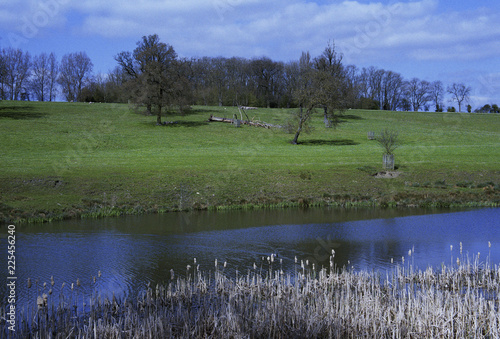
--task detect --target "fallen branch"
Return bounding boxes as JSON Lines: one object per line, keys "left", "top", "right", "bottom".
{"left": 208, "top": 115, "right": 282, "bottom": 129}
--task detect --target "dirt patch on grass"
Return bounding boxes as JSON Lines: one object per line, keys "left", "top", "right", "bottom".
{"left": 373, "top": 171, "right": 401, "bottom": 179}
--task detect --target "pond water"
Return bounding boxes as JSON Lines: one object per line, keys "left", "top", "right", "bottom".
{"left": 1, "top": 207, "right": 499, "bottom": 310}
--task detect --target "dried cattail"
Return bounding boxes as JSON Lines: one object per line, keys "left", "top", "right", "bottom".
{"left": 50, "top": 276, "right": 55, "bottom": 287}
{"left": 43, "top": 282, "right": 47, "bottom": 289}
{"left": 98, "top": 270, "right": 102, "bottom": 278}
{"left": 187, "top": 265, "right": 191, "bottom": 271}
{"left": 61, "top": 282, "right": 66, "bottom": 290}
{"left": 488, "top": 241, "right": 491, "bottom": 248}
{"left": 48, "top": 289, "right": 52, "bottom": 295}
{"left": 402, "top": 257, "right": 405, "bottom": 264}
{"left": 76, "top": 278, "right": 81, "bottom": 287}
{"left": 37, "top": 296, "right": 44, "bottom": 309}
{"left": 223, "top": 261, "right": 227, "bottom": 268}
{"left": 460, "top": 242, "right": 463, "bottom": 254}
{"left": 71, "top": 283, "right": 74, "bottom": 291}
{"left": 194, "top": 258, "right": 197, "bottom": 264}
{"left": 457, "top": 258, "right": 460, "bottom": 265}
{"left": 93, "top": 276, "right": 96, "bottom": 284}
{"left": 294, "top": 256, "right": 298, "bottom": 263}
{"left": 450, "top": 245, "right": 453, "bottom": 252}
{"left": 391, "top": 258, "right": 394, "bottom": 264}
{"left": 27, "top": 278, "right": 32, "bottom": 289}
{"left": 215, "top": 259, "right": 218, "bottom": 267}
{"left": 408, "top": 249, "right": 412, "bottom": 256}
{"left": 253, "top": 263, "right": 257, "bottom": 270}
{"left": 170, "top": 269, "right": 174, "bottom": 280}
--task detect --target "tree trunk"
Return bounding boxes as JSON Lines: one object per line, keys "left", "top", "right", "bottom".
{"left": 323, "top": 106, "right": 331, "bottom": 127}
{"left": 292, "top": 118, "right": 304, "bottom": 144}
{"left": 157, "top": 105, "right": 162, "bottom": 125}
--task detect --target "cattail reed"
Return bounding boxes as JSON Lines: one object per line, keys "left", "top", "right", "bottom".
{"left": 5, "top": 251, "right": 500, "bottom": 338}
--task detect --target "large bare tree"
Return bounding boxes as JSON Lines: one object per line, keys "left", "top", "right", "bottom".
{"left": 430, "top": 81, "right": 444, "bottom": 112}
{"left": 30, "top": 52, "right": 58, "bottom": 101}
{"left": 58, "top": 52, "right": 93, "bottom": 102}
{"left": 0, "top": 51, "right": 6, "bottom": 100}
{"left": 447, "top": 83, "right": 471, "bottom": 112}
{"left": 405, "top": 78, "right": 431, "bottom": 111}
{"left": 47, "top": 53, "right": 58, "bottom": 101}
{"left": 1, "top": 48, "right": 31, "bottom": 100}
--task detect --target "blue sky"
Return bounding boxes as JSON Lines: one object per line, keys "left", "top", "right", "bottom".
{"left": 1, "top": 0, "right": 500, "bottom": 107}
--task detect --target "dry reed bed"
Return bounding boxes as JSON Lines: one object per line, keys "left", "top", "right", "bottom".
{"left": 2, "top": 252, "right": 500, "bottom": 338}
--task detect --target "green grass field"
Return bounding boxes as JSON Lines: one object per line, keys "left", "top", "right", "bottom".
{"left": 1, "top": 101, "right": 499, "bottom": 223}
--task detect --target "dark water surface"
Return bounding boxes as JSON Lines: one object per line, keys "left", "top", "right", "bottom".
{"left": 1, "top": 207, "right": 499, "bottom": 309}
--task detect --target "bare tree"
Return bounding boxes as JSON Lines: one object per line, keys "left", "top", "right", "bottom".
{"left": 377, "top": 129, "right": 399, "bottom": 170}
{"left": 2, "top": 48, "right": 31, "bottom": 100}
{"left": 30, "top": 52, "right": 55, "bottom": 101}
{"left": 290, "top": 51, "right": 314, "bottom": 144}
{"left": 47, "top": 53, "right": 58, "bottom": 101}
{"left": 283, "top": 61, "right": 300, "bottom": 108}
{"left": 430, "top": 81, "right": 444, "bottom": 112}
{"left": 447, "top": 83, "right": 471, "bottom": 112}
{"left": 405, "top": 78, "right": 431, "bottom": 111}
{"left": 381, "top": 71, "right": 404, "bottom": 111}
{"left": 58, "top": 52, "right": 93, "bottom": 102}
{"left": 211, "top": 57, "right": 229, "bottom": 107}
{"left": 0, "top": 51, "right": 6, "bottom": 100}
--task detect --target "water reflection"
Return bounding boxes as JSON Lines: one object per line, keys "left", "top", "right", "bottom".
{"left": 1, "top": 207, "right": 499, "bottom": 310}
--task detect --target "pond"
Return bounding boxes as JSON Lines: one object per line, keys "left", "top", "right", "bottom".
{"left": 1, "top": 207, "right": 499, "bottom": 310}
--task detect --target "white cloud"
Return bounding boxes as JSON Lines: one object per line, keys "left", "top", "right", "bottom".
{"left": 4, "top": 0, "right": 500, "bottom": 74}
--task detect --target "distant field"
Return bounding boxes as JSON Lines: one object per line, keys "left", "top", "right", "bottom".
{"left": 1, "top": 101, "right": 499, "bottom": 223}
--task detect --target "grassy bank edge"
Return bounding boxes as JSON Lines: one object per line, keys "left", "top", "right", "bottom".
{"left": 2, "top": 190, "right": 498, "bottom": 224}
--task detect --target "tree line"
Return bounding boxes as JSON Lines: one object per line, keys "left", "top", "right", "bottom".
{"left": 1, "top": 35, "right": 498, "bottom": 116}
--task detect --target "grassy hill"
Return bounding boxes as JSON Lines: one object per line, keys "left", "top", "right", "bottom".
{"left": 1, "top": 101, "right": 499, "bottom": 223}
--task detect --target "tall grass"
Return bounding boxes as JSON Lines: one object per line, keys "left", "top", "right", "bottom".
{"left": 3, "top": 251, "right": 500, "bottom": 338}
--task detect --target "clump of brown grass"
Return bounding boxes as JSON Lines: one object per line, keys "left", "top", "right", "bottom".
{"left": 3, "top": 251, "right": 500, "bottom": 338}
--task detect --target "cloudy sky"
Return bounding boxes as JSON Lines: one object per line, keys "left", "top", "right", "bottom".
{"left": 1, "top": 0, "right": 500, "bottom": 106}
